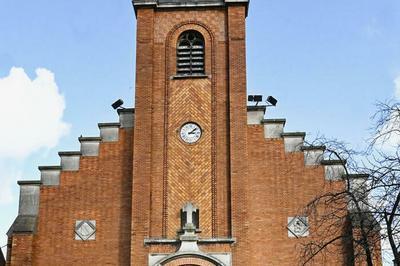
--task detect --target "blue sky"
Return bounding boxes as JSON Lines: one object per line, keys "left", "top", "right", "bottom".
{"left": 0, "top": 0, "right": 399, "bottom": 263}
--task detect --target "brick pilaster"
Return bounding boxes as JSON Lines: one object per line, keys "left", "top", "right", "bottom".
{"left": 131, "top": 7, "right": 154, "bottom": 266}
{"left": 227, "top": 5, "right": 250, "bottom": 265}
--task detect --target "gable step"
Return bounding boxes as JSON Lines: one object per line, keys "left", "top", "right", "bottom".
{"left": 281, "top": 132, "right": 306, "bottom": 152}
{"left": 247, "top": 105, "right": 266, "bottom": 125}
{"left": 59, "top": 151, "right": 81, "bottom": 171}
{"left": 7, "top": 181, "right": 41, "bottom": 236}
{"left": 16, "top": 180, "right": 41, "bottom": 215}
{"left": 262, "top": 119, "right": 286, "bottom": 138}
{"left": 347, "top": 174, "right": 370, "bottom": 211}
{"left": 321, "top": 160, "right": 347, "bottom": 181}
{"left": 301, "top": 145, "right": 326, "bottom": 166}
{"left": 38, "top": 166, "right": 62, "bottom": 186}
{"left": 98, "top": 123, "right": 120, "bottom": 142}
{"left": 118, "top": 108, "right": 135, "bottom": 128}
{"left": 79, "top": 136, "right": 101, "bottom": 156}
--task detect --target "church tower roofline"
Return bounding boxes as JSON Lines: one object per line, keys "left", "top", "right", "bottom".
{"left": 132, "top": 0, "right": 250, "bottom": 16}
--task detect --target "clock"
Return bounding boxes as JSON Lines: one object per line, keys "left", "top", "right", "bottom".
{"left": 180, "top": 122, "right": 202, "bottom": 144}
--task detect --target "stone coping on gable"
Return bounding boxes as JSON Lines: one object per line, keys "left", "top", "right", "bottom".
{"left": 58, "top": 151, "right": 82, "bottom": 156}
{"left": 262, "top": 118, "right": 286, "bottom": 125}
{"left": 346, "top": 174, "right": 370, "bottom": 179}
{"left": 281, "top": 132, "right": 306, "bottom": 137}
{"left": 78, "top": 136, "right": 102, "bottom": 142}
{"left": 117, "top": 108, "right": 135, "bottom": 114}
{"left": 321, "top": 159, "right": 347, "bottom": 165}
{"left": 300, "top": 145, "right": 326, "bottom": 151}
{"left": 247, "top": 105, "right": 266, "bottom": 113}
{"left": 38, "top": 166, "right": 62, "bottom": 171}
{"left": 98, "top": 122, "right": 121, "bottom": 128}
{"left": 17, "top": 180, "right": 42, "bottom": 186}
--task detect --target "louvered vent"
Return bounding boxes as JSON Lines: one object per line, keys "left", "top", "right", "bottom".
{"left": 177, "top": 31, "right": 205, "bottom": 76}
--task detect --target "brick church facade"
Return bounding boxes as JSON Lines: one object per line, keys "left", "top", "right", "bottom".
{"left": 6, "top": 1, "right": 381, "bottom": 265}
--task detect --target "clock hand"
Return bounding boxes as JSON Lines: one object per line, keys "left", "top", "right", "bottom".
{"left": 188, "top": 128, "right": 197, "bottom": 134}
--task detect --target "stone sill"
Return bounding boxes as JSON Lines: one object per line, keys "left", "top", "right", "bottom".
{"left": 171, "top": 74, "right": 210, "bottom": 80}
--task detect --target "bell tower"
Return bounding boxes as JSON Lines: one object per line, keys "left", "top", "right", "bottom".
{"left": 131, "top": 0, "right": 250, "bottom": 265}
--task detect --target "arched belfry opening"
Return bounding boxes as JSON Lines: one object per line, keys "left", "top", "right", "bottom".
{"left": 177, "top": 30, "right": 205, "bottom": 76}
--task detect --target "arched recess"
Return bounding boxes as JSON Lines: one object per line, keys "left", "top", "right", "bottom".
{"left": 162, "top": 21, "right": 218, "bottom": 238}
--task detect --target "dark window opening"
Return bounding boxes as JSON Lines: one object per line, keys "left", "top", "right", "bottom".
{"left": 177, "top": 30, "right": 205, "bottom": 76}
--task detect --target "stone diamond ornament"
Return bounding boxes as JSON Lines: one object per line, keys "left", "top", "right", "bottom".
{"left": 287, "top": 216, "right": 309, "bottom": 238}
{"left": 75, "top": 220, "right": 96, "bottom": 241}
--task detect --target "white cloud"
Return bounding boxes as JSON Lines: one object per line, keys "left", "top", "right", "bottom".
{"left": 0, "top": 67, "right": 70, "bottom": 159}
{"left": 395, "top": 75, "right": 400, "bottom": 100}
{"left": 0, "top": 67, "right": 70, "bottom": 205}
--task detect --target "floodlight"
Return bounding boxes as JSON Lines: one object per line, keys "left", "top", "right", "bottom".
{"left": 254, "top": 95, "right": 263, "bottom": 102}
{"left": 248, "top": 95, "right": 263, "bottom": 106}
{"left": 112, "top": 99, "right": 124, "bottom": 110}
{"left": 266, "top": 96, "right": 278, "bottom": 106}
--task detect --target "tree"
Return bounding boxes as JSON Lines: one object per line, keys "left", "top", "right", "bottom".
{"left": 367, "top": 101, "right": 400, "bottom": 264}
{"left": 298, "top": 140, "right": 380, "bottom": 266}
{"left": 298, "top": 101, "right": 400, "bottom": 265}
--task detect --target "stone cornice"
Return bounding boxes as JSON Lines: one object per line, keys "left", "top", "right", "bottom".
{"left": 132, "top": 0, "right": 249, "bottom": 16}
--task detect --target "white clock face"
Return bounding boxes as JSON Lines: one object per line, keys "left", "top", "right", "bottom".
{"left": 180, "top": 123, "right": 202, "bottom": 144}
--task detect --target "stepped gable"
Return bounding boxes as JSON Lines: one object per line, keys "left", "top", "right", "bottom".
{"left": 7, "top": 109, "right": 135, "bottom": 265}
{"left": 247, "top": 105, "right": 350, "bottom": 179}
{"left": 247, "top": 105, "right": 374, "bottom": 220}
{"left": 7, "top": 103, "right": 375, "bottom": 265}
{"left": 245, "top": 106, "right": 377, "bottom": 265}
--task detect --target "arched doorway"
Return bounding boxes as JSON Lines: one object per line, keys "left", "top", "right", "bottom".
{"left": 155, "top": 253, "right": 225, "bottom": 266}
{"left": 163, "top": 257, "right": 217, "bottom": 266}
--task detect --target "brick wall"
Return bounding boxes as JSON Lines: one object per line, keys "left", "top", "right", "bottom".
{"left": 353, "top": 227, "right": 382, "bottom": 266}
{"left": 244, "top": 125, "right": 351, "bottom": 265}
{"left": 166, "top": 78, "right": 213, "bottom": 238}
{"left": 8, "top": 235, "right": 33, "bottom": 266}
{"left": 28, "top": 129, "right": 133, "bottom": 265}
